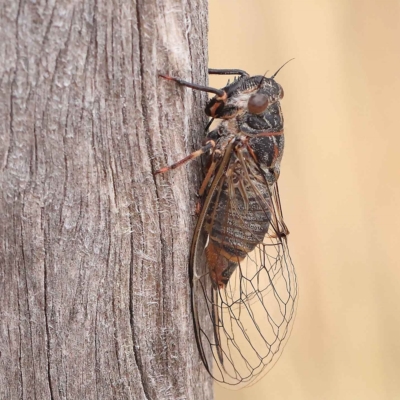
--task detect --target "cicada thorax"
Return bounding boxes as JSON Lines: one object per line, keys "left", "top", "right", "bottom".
{"left": 242, "top": 101, "right": 285, "bottom": 182}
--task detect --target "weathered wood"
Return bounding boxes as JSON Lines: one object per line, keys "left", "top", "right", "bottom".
{"left": 0, "top": 0, "right": 212, "bottom": 399}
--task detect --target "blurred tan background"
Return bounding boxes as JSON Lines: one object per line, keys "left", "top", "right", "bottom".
{"left": 209, "top": 1, "right": 400, "bottom": 399}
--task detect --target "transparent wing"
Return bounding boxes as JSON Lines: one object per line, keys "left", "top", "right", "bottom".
{"left": 190, "top": 156, "right": 298, "bottom": 390}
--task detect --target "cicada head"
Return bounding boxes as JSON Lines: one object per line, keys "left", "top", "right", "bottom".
{"left": 205, "top": 75, "right": 284, "bottom": 119}
{"left": 247, "top": 77, "right": 284, "bottom": 115}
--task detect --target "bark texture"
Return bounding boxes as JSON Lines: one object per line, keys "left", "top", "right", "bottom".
{"left": 0, "top": 0, "right": 212, "bottom": 399}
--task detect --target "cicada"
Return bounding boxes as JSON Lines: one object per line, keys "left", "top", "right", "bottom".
{"left": 156, "top": 65, "right": 298, "bottom": 389}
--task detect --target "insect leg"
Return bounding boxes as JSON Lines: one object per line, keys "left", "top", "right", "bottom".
{"left": 155, "top": 140, "right": 216, "bottom": 175}
{"left": 208, "top": 68, "right": 249, "bottom": 77}
{"left": 159, "top": 74, "right": 225, "bottom": 97}
{"left": 204, "top": 118, "right": 214, "bottom": 133}
{"left": 198, "top": 151, "right": 221, "bottom": 196}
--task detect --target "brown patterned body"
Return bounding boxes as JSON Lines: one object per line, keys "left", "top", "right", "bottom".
{"left": 157, "top": 68, "right": 297, "bottom": 388}
{"left": 201, "top": 81, "right": 286, "bottom": 288}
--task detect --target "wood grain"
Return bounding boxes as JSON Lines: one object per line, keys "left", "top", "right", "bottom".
{"left": 0, "top": 1, "right": 212, "bottom": 398}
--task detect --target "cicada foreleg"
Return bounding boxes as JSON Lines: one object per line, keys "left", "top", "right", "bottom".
{"left": 159, "top": 74, "right": 225, "bottom": 98}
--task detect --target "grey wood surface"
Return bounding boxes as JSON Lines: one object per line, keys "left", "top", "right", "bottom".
{"left": 0, "top": 0, "right": 212, "bottom": 399}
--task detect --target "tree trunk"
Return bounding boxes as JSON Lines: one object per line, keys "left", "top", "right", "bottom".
{"left": 0, "top": 0, "right": 212, "bottom": 399}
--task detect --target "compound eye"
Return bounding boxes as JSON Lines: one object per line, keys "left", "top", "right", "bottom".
{"left": 248, "top": 93, "right": 269, "bottom": 114}
{"left": 278, "top": 84, "right": 284, "bottom": 99}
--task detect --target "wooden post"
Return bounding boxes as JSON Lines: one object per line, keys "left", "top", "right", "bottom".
{"left": 0, "top": 0, "right": 212, "bottom": 398}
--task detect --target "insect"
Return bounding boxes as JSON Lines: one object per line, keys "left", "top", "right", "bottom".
{"left": 156, "top": 64, "right": 298, "bottom": 389}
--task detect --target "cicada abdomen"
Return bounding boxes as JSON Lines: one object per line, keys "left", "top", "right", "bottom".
{"left": 204, "top": 146, "right": 275, "bottom": 289}
{"left": 156, "top": 65, "right": 297, "bottom": 389}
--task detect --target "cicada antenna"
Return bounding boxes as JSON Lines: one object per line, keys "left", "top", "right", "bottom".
{"left": 257, "top": 70, "right": 269, "bottom": 89}
{"left": 271, "top": 58, "right": 295, "bottom": 79}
